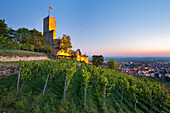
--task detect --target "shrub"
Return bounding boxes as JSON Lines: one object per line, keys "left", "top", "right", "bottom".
{"left": 46, "top": 46, "right": 53, "bottom": 55}
{"left": 107, "top": 59, "right": 116, "bottom": 69}
{"left": 29, "top": 44, "right": 35, "bottom": 51}
{"left": 39, "top": 46, "right": 46, "bottom": 52}
{"left": 21, "top": 43, "right": 34, "bottom": 51}
{"left": 34, "top": 47, "right": 38, "bottom": 52}
{"left": 0, "top": 35, "right": 19, "bottom": 49}
{"left": 92, "top": 55, "right": 104, "bottom": 66}
{"left": 21, "top": 43, "right": 28, "bottom": 50}
{"left": 0, "top": 36, "right": 8, "bottom": 49}
{"left": 13, "top": 41, "right": 19, "bottom": 49}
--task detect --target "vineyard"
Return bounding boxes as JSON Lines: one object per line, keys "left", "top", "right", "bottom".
{"left": 0, "top": 59, "right": 170, "bottom": 113}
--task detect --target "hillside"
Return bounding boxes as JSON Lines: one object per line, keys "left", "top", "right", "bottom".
{"left": 0, "top": 59, "right": 169, "bottom": 113}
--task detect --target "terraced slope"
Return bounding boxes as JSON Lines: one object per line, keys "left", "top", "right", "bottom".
{"left": 0, "top": 60, "right": 169, "bottom": 113}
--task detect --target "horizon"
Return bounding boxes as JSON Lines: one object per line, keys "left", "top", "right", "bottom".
{"left": 89, "top": 56, "right": 170, "bottom": 58}
{"left": 1, "top": 0, "right": 170, "bottom": 57}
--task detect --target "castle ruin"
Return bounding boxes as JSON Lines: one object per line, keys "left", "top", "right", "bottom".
{"left": 43, "top": 15, "right": 88, "bottom": 63}
{"left": 43, "top": 16, "right": 57, "bottom": 56}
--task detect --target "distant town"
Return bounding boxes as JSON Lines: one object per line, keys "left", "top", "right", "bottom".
{"left": 102, "top": 57, "right": 170, "bottom": 79}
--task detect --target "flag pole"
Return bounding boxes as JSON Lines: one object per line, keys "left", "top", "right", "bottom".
{"left": 48, "top": 7, "right": 50, "bottom": 16}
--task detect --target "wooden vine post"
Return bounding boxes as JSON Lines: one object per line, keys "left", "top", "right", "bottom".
{"left": 84, "top": 81, "right": 87, "bottom": 106}
{"left": 43, "top": 74, "right": 50, "bottom": 95}
{"left": 83, "top": 73, "right": 90, "bottom": 107}
{"left": 81, "top": 63, "right": 90, "bottom": 108}
{"left": 103, "top": 84, "right": 106, "bottom": 107}
{"left": 20, "top": 81, "right": 25, "bottom": 92}
{"left": 63, "top": 75, "right": 67, "bottom": 100}
{"left": 162, "top": 96, "right": 165, "bottom": 111}
{"left": 150, "top": 95, "right": 155, "bottom": 113}
{"left": 63, "top": 62, "right": 77, "bottom": 100}
{"left": 120, "top": 88, "right": 124, "bottom": 109}
{"left": 134, "top": 93, "right": 136, "bottom": 110}
{"left": 17, "top": 66, "right": 21, "bottom": 94}
{"left": 101, "top": 69, "right": 108, "bottom": 107}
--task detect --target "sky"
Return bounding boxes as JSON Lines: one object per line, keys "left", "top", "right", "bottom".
{"left": 1, "top": 0, "right": 170, "bottom": 57}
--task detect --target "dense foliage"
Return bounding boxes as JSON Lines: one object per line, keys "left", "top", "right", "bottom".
{"left": 0, "top": 19, "right": 48, "bottom": 53}
{"left": 0, "top": 36, "right": 19, "bottom": 49}
{"left": 107, "top": 59, "right": 117, "bottom": 69}
{"left": 92, "top": 55, "right": 104, "bottom": 66}
{"left": 55, "top": 34, "right": 73, "bottom": 58}
{"left": 0, "top": 59, "right": 169, "bottom": 112}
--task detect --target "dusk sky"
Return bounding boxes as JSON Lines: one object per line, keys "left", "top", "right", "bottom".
{"left": 1, "top": 0, "right": 170, "bottom": 57}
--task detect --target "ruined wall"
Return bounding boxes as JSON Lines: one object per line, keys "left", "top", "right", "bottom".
{"left": 0, "top": 65, "right": 18, "bottom": 79}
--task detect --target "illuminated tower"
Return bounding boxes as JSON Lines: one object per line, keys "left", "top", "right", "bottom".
{"left": 43, "top": 16, "right": 57, "bottom": 46}
{"left": 43, "top": 16, "right": 57, "bottom": 56}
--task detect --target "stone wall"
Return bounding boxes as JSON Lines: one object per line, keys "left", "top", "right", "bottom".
{"left": 0, "top": 65, "right": 18, "bottom": 79}
{"left": 0, "top": 55, "right": 50, "bottom": 79}
{"left": 0, "top": 56, "right": 49, "bottom": 62}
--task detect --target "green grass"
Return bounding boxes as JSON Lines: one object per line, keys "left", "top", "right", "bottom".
{"left": 0, "top": 49, "right": 44, "bottom": 55}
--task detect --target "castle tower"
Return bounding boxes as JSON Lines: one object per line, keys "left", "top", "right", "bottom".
{"left": 43, "top": 16, "right": 57, "bottom": 56}
{"left": 43, "top": 16, "right": 57, "bottom": 46}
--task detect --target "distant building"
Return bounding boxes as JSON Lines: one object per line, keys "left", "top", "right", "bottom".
{"left": 76, "top": 49, "right": 88, "bottom": 63}
{"left": 165, "top": 73, "right": 170, "bottom": 77}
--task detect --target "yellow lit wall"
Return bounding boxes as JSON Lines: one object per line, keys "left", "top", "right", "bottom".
{"left": 76, "top": 55, "right": 88, "bottom": 64}
{"left": 81, "top": 56, "right": 88, "bottom": 64}
{"left": 57, "top": 50, "right": 88, "bottom": 64}
{"left": 77, "top": 55, "right": 81, "bottom": 61}
{"left": 57, "top": 49, "right": 71, "bottom": 56}
{"left": 49, "top": 16, "right": 57, "bottom": 40}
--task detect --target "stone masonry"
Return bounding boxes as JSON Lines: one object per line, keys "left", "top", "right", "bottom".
{"left": 43, "top": 16, "right": 57, "bottom": 56}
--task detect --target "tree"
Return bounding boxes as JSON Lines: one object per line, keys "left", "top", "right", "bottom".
{"left": 92, "top": 55, "right": 104, "bottom": 66}
{"left": 55, "top": 34, "right": 72, "bottom": 58}
{"left": 107, "top": 59, "right": 116, "bottom": 69}
{"left": 14, "top": 28, "right": 30, "bottom": 43}
{"left": 0, "top": 35, "right": 19, "bottom": 49}
{"left": 57, "top": 34, "right": 72, "bottom": 52}
{"left": 39, "top": 46, "right": 46, "bottom": 52}
{"left": 21, "top": 43, "right": 34, "bottom": 51}
{"left": 46, "top": 46, "right": 53, "bottom": 56}
{"left": 0, "top": 19, "right": 16, "bottom": 40}
{"left": 0, "top": 36, "right": 8, "bottom": 49}
{"left": 8, "top": 28, "right": 16, "bottom": 41}
{"left": 30, "top": 28, "right": 45, "bottom": 51}
{"left": 61, "top": 34, "right": 72, "bottom": 50}
{"left": 0, "top": 19, "right": 8, "bottom": 37}
{"left": 154, "top": 73, "right": 159, "bottom": 79}
{"left": 116, "top": 62, "right": 122, "bottom": 71}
